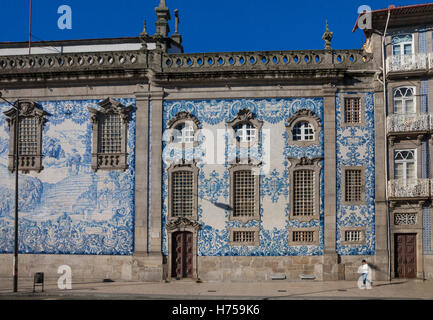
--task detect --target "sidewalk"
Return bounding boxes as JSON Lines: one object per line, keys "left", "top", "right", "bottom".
{"left": 0, "top": 278, "right": 432, "bottom": 300}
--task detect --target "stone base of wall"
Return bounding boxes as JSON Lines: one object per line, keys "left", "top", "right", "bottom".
{"left": 197, "top": 256, "right": 351, "bottom": 282}
{"left": 0, "top": 253, "right": 164, "bottom": 282}
{"left": 0, "top": 253, "right": 397, "bottom": 282}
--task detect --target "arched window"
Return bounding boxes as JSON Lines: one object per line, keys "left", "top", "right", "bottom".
{"left": 292, "top": 121, "right": 315, "bottom": 141}
{"left": 166, "top": 112, "right": 201, "bottom": 147}
{"left": 173, "top": 123, "right": 195, "bottom": 143}
{"left": 393, "top": 87, "right": 415, "bottom": 115}
{"left": 233, "top": 123, "right": 257, "bottom": 143}
{"left": 286, "top": 109, "right": 321, "bottom": 146}
{"left": 227, "top": 109, "right": 263, "bottom": 148}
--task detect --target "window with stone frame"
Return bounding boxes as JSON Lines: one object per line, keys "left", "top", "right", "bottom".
{"left": 168, "top": 162, "right": 199, "bottom": 220}
{"left": 288, "top": 157, "right": 321, "bottom": 222}
{"left": 293, "top": 170, "right": 315, "bottom": 217}
{"left": 229, "top": 228, "right": 260, "bottom": 246}
{"left": 229, "top": 164, "right": 260, "bottom": 222}
{"left": 4, "top": 100, "right": 47, "bottom": 173}
{"left": 227, "top": 109, "right": 263, "bottom": 148}
{"left": 340, "top": 227, "right": 366, "bottom": 245}
{"left": 393, "top": 87, "right": 416, "bottom": 115}
{"left": 288, "top": 227, "right": 319, "bottom": 246}
{"left": 88, "top": 98, "right": 132, "bottom": 171}
{"left": 286, "top": 109, "right": 321, "bottom": 147}
{"left": 166, "top": 111, "right": 201, "bottom": 148}
{"left": 344, "top": 97, "right": 361, "bottom": 124}
{"left": 345, "top": 169, "right": 362, "bottom": 202}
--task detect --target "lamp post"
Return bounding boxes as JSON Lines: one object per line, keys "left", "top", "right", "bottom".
{"left": 0, "top": 92, "right": 19, "bottom": 292}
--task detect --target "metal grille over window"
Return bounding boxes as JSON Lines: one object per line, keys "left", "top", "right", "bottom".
{"left": 344, "top": 230, "right": 362, "bottom": 242}
{"left": 292, "top": 231, "right": 314, "bottom": 243}
{"left": 345, "top": 169, "right": 362, "bottom": 202}
{"left": 344, "top": 98, "right": 361, "bottom": 124}
{"left": 395, "top": 213, "right": 417, "bottom": 225}
{"left": 293, "top": 121, "right": 315, "bottom": 141}
{"left": 233, "top": 231, "right": 255, "bottom": 243}
{"left": 293, "top": 170, "right": 315, "bottom": 216}
{"left": 98, "top": 113, "right": 122, "bottom": 154}
{"left": 171, "top": 171, "right": 194, "bottom": 217}
{"left": 233, "top": 170, "right": 255, "bottom": 217}
{"left": 18, "top": 117, "right": 38, "bottom": 155}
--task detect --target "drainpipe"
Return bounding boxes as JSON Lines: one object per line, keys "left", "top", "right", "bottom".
{"left": 382, "top": 9, "right": 392, "bottom": 282}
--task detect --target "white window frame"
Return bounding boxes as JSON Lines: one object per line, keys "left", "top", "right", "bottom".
{"left": 394, "top": 149, "right": 417, "bottom": 183}
{"left": 173, "top": 122, "right": 195, "bottom": 144}
{"left": 233, "top": 122, "right": 257, "bottom": 143}
{"left": 391, "top": 34, "right": 414, "bottom": 56}
{"left": 393, "top": 87, "right": 416, "bottom": 115}
{"left": 292, "top": 121, "right": 315, "bottom": 141}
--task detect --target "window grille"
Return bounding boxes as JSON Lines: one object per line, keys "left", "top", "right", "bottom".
{"left": 292, "top": 231, "right": 314, "bottom": 243}
{"left": 344, "top": 230, "right": 362, "bottom": 242}
{"left": 345, "top": 169, "right": 362, "bottom": 202}
{"left": 344, "top": 98, "right": 361, "bottom": 124}
{"left": 293, "top": 121, "right": 315, "bottom": 141}
{"left": 98, "top": 113, "right": 122, "bottom": 154}
{"left": 232, "top": 231, "right": 255, "bottom": 243}
{"left": 233, "top": 170, "right": 255, "bottom": 217}
{"left": 234, "top": 123, "right": 256, "bottom": 143}
{"left": 171, "top": 171, "right": 194, "bottom": 217}
{"left": 394, "top": 213, "right": 417, "bottom": 225}
{"left": 18, "top": 117, "right": 38, "bottom": 156}
{"left": 293, "top": 170, "right": 315, "bottom": 216}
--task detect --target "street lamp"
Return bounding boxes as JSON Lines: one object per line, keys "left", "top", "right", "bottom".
{"left": 0, "top": 92, "right": 19, "bottom": 293}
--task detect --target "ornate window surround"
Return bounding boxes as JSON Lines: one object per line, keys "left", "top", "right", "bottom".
{"left": 287, "top": 157, "right": 322, "bottom": 222}
{"left": 88, "top": 98, "right": 132, "bottom": 172}
{"left": 167, "top": 161, "right": 199, "bottom": 220}
{"left": 286, "top": 109, "right": 321, "bottom": 147}
{"left": 229, "top": 227, "right": 260, "bottom": 246}
{"left": 166, "top": 111, "right": 202, "bottom": 149}
{"left": 228, "top": 163, "right": 261, "bottom": 223}
{"left": 288, "top": 227, "right": 320, "bottom": 246}
{"left": 227, "top": 109, "right": 263, "bottom": 149}
{"left": 341, "top": 166, "right": 366, "bottom": 206}
{"left": 4, "top": 99, "right": 48, "bottom": 173}
{"left": 339, "top": 226, "right": 366, "bottom": 245}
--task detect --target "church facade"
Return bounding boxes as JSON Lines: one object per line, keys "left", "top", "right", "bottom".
{"left": 0, "top": 1, "right": 432, "bottom": 282}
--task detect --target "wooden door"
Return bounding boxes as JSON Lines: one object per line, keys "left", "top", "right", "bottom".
{"left": 172, "top": 232, "right": 194, "bottom": 279}
{"left": 395, "top": 234, "right": 417, "bottom": 278}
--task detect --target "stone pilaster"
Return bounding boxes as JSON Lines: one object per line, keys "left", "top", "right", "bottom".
{"left": 321, "top": 84, "right": 341, "bottom": 280}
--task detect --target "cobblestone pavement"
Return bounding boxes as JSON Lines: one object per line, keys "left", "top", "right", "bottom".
{"left": 0, "top": 278, "right": 432, "bottom": 300}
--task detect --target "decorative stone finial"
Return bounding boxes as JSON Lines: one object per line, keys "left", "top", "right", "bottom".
{"left": 322, "top": 20, "right": 333, "bottom": 50}
{"left": 174, "top": 9, "right": 179, "bottom": 34}
{"left": 141, "top": 20, "right": 148, "bottom": 37}
{"left": 172, "top": 9, "right": 183, "bottom": 45}
{"left": 158, "top": 0, "right": 168, "bottom": 9}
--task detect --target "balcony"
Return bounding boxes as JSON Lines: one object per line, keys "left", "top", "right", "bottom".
{"left": 386, "top": 53, "right": 428, "bottom": 74}
{"left": 387, "top": 113, "right": 430, "bottom": 135}
{"left": 387, "top": 179, "right": 431, "bottom": 200}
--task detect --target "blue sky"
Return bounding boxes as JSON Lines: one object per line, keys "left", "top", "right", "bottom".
{"left": 1, "top": 0, "right": 432, "bottom": 52}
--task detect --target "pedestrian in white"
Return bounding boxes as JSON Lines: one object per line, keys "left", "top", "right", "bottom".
{"left": 357, "top": 259, "right": 372, "bottom": 289}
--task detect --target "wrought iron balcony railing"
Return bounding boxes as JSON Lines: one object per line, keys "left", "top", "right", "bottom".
{"left": 387, "top": 113, "right": 430, "bottom": 134}
{"left": 386, "top": 53, "right": 428, "bottom": 73}
{"left": 387, "top": 179, "right": 431, "bottom": 199}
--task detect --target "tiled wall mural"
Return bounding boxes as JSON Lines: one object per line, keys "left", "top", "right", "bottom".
{"left": 336, "top": 92, "right": 376, "bottom": 255}
{"left": 0, "top": 99, "right": 136, "bottom": 255}
{"left": 162, "top": 98, "right": 325, "bottom": 256}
